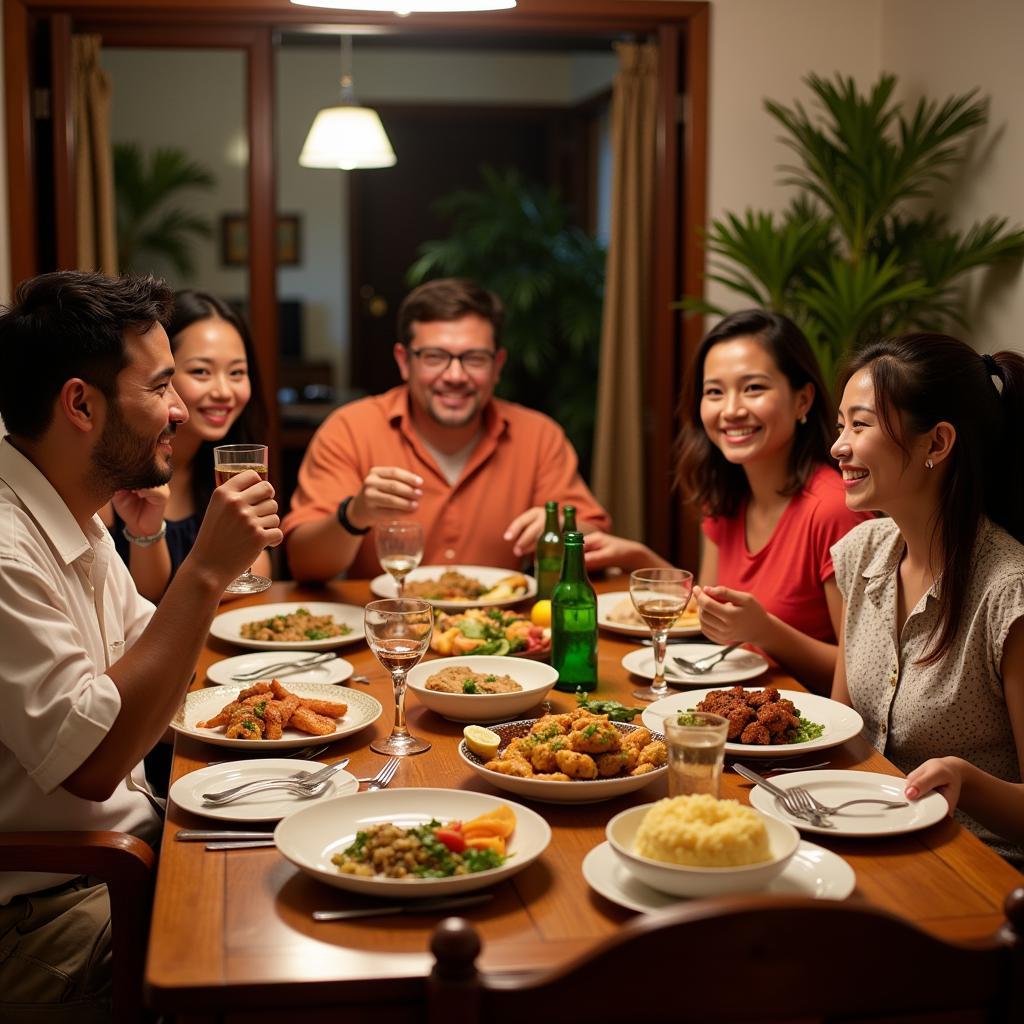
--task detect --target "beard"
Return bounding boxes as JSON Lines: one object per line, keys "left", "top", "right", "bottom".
{"left": 89, "top": 398, "right": 174, "bottom": 493}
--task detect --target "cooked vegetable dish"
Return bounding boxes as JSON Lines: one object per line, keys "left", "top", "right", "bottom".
{"left": 240, "top": 607, "right": 351, "bottom": 642}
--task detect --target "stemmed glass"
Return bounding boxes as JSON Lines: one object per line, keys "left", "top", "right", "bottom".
{"left": 629, "top": 567, "right": 694, "bottom": 702}
{"left": 365, "top": 598, "right": 433, "bottom": 755}
{"left": 375, "top": 520, "right": 424, "bottom": 598}
{"left": 213, "top": 443, "right": 272, "bottom": 595}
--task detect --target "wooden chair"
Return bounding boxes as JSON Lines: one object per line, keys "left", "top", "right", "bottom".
{"left": 429, "top": 888, "right": 1024, "bottom": 1023}
{"left": 0, "top": 830, "right": 156, "bottom": 1024}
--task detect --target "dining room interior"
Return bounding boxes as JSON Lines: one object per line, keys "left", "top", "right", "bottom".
{"left": 2, "top": 1, "right": 1024, "bottom": 1022}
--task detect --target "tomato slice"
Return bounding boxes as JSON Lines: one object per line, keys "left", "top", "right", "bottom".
{"left": 434, "top": 827, "right": 466, "bottom": 853}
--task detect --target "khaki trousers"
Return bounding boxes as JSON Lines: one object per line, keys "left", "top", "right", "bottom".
{"left": 0, "top": 878, "right": 112, "bottom": 1023}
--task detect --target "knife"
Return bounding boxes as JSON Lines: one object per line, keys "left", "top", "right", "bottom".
{"left": 312, "top": 892, "right": 493, "bottom": 922}
{"left": 733, "top": 763, "right": 832, "bottom": 826}
{"left": 177, "top": 829, "right": 274, "bottom": 841}
{"left": 206, "top": 840, "right": 277, "bottom": 850}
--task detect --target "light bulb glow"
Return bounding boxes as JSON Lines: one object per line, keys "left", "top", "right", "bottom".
{"left": 299, "top": 105, "right": 397, "bottom": 169}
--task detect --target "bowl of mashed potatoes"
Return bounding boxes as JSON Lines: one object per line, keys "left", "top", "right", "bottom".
{"left": 606, "top": 794, "right": 799, "bottom": 897}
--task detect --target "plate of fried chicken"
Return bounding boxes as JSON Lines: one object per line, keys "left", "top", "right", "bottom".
{"left": 172, "top": 680, "right": 383, "bottom": 749}
{"left": 641, "top": 685, "right": 864, "bottom": 758}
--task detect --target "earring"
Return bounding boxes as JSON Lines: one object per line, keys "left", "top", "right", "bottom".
{"left": 925, "top": 459, "right": 934, "bottom": 470}
{"left": 799, "top": 414, "right": 807, "bottom": 425}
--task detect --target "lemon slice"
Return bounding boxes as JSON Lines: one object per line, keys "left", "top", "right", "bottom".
{"left": 463, "top": 725, "right": 501, "bottom": 760}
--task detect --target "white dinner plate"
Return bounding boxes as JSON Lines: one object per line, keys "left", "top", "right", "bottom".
{"left": 582, "top": 839, "right": 855, "bottom": 912}
{"left": 623, "top": 643, "right": 769, "bottom": 685}
{"left": 209, "top": 602, "right": 366, "bottom": 651}
{"left": 205, "top": 651, "right": 355, "bottom": 686}
{"left": 747, "top": 769, "right": 948, "bottom": 837}
{"left": 171, "top": 682, "right": 383, "bottom": 750}
{"left": 168, "top": 758, "right": 359, "bottom": 822}
{"left": 369, "top": 565, "right": 537, "bottom": 611}
{"left": 274, "top": 788, "right": 551, "bottom": 897}
{"left": 641, "top": 687, "right": 864, "bottom": 759}
{"left": 597, "top": 591, "right": 701, "bottom": 638}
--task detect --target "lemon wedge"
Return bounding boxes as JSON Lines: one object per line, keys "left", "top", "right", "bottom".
{"left": 530, "top": 599, "right": 552, "bottom": 628}
{"left": 463, "top": 725, "right": 501, "bottom": 760}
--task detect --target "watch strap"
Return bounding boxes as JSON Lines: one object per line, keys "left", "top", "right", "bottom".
{"left": 336, "top": 496, "right": 370, "bottom": 535}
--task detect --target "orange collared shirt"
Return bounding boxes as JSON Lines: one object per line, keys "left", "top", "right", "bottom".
{"left": 282, "top": 386, "right": 611, "bottom": 578}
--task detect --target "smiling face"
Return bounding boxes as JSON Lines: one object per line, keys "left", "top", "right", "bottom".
{"left": 171, "top": 317, "right": 251, "bottom": 445}
{"left": 393, "top": 314, "right": 507, "bottom": 431}
{"left": 831, "top": 366, "right": 932, "bottom": 515}
{"left": 699, "top": 337, "right": 813, "bottom": 471}
{"left": 89, "top": 323, "right": 188, "bottom": 491}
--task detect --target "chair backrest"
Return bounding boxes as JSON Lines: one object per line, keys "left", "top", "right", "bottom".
{"left": 429, "top": 888, "right": 1024, "bottom": 1023}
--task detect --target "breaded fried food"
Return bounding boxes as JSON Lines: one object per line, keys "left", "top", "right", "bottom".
{"left": 638, "top": 740, "right": 668, "bottom": 767}
{"left": 570, "top": 719, "right": 621, "bottom": 754}
{"left": 595, "top": 750, "right": 632, "bottom": 777}
{"left": 740, "top": 722, "right": 772, "bottom": 745}
{"left": 270, "top": 679, "right": 300, "bottom": 702}
{"left": 621, "top": 727, "right": 652, "bottom": 751}
{"left": 631, "top": 761, "right": 657, "bottom": 776}
{"left": 262, "top": 702, "right": 284, "bottom": 740}
{"left": 532, "top": 772, "right": 571, "bottom": 782}
{"left": 530, "top": 714, "right": 570, "bottom": 736}
{"left": 237, "top": 682, "right": 272, "bottom": 701}
{"left": 299, "top": 698, "right": 348, "bottom": 718}
{"left": 485, "top": 758, "right": 533, "bottom": 778}
{"left": 197, "top": 700, "right": 240, "bottom": 729}
{"left": 290, "top": 705, "right": 338, "bottom": 736}
{"left": 225, "top": 708, "right": 264, "bottom": 740}
{"left": 554, "top": 749, "right": 598, "bottom": 780}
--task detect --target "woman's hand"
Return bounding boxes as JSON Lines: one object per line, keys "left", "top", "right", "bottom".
{"left": 904, "top": 756, "right": 965, "bottom": 815}
{"left": 693, "top": 584, "right": 771, "bottom": 647}
{"left": 112, "top": 484, "right": 170, "bottom": 537}
{"left": 583, "top": 531, "right": 665, "bottom": 571}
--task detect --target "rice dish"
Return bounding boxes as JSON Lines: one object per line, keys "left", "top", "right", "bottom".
{"left": 633, "top": 794, "right": 771, "bottom": 867}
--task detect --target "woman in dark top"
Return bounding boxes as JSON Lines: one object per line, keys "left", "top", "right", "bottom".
{"left": 111, "top": 290, "right": 269, "bottom": 600}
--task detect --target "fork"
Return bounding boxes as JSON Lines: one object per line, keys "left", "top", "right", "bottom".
{"left": 672, "top": 643, "right": 740, "bottom": 674}
{"left": 785, "top": 785, "right": 908, "bottom": 817}
{"left": 361, "top": 758, "right": 400, "bottom": 791}
{"left": 231, "top": 652, "right": 337, "bottom": 682}
{"left": 202, "top": 761, "right": 347, "bottom": 804}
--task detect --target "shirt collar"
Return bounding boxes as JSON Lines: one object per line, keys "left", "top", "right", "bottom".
{"left": 0, "top": 437, "right": 94, "bottom": 565}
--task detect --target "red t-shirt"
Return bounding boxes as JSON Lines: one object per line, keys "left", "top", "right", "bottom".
{"left": 702, "top": 465, "right": 871, "bottom": 643}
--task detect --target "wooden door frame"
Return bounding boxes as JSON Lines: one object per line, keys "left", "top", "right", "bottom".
{"left": 3, "top": 0, "right": 708, "bottom": 566}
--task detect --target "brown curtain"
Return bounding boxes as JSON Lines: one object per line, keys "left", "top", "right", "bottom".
{"left": 592, "top": 41, "right": 659, "bottom": 541}
{"left": 73, "top": 35, "right": 117, "bottom": 273}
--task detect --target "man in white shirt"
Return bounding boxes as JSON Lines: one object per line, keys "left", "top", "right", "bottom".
{"left": 0, "top": 271, "right": 282, "bottom": 1022}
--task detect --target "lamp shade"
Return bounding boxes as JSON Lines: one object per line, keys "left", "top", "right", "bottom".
{"left": 291, "top": 1, "right": 515, "bottom": 10}
{"left": 299, "top": 105, "right": 397, "bottom": 169}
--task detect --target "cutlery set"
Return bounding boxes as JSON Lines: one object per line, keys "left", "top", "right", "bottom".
{"left": 733, "top": 764, "right": 907, "bottom": 828}
{"left": 231, "top": 651, "right": 339, "bottom": 681}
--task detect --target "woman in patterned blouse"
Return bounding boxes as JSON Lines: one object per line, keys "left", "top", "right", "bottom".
{"left": 831, "top": 333, "right": 1024, "bottom": 856}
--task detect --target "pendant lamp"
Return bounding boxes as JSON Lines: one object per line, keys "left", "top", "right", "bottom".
{"left": 299, "top": 36, "right": 397, "bottom": 170}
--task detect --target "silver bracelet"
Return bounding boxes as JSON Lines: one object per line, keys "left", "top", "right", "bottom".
{"left": 123, "top": 520, "right": 167, "bottom": 547}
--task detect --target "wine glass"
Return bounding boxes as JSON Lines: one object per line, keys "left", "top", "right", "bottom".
{"left": 365, "top": 598, "right": 433, "bottom": 756}
{"left": 375, "top": 520, "right": 424, "bottom": 598}
{"left": 629, "top": 567, "right": 694, "bottom": 702}
{"left": 212, "top": 443, "right": 272, "bottom": 595}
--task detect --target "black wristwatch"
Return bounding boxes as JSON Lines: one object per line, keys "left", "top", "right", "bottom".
{"left": 337, "top": 496, "right": 370, "bottom": 535}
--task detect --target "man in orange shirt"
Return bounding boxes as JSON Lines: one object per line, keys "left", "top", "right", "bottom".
{"left": 283, "top": 278, "right": 610, "bottom": 581}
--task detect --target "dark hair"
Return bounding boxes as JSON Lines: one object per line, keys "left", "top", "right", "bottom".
{"left": 167, "top": 290, "right": 267, "bottom": 515}
{"left": 675, "top": 309, "right": 835, "bottom": 517}
{"left": 397, "top": 278, "right": 504, "bottom": 347}
{"left": 0, "top": 271, "right": 173, "bottom": 439}
{"left": 839, "top": 334, "right": 1024, "bottom": 665}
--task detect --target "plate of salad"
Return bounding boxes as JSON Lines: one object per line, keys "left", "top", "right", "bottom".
{"left": 430, "top": 607, "right": 550, "bottom": 659}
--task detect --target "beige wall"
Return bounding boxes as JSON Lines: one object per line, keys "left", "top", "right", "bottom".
{"left": 882, "top": 0, "right": 1024, "bottom": 354}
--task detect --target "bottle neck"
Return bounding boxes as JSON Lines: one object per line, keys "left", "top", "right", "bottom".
{"left": 560, "top": 538, "right": 587, "bottom": 583}
{"left": 544, "top": 503, "right": 560, "bottom": 533}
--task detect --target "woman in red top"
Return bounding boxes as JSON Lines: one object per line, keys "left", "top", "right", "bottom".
{"left": 586, "top": 310, "right": 869, "bottom": 693}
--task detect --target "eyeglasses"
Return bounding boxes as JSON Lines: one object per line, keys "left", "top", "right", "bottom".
{"left": 408, "top": 347, "right": 496, "bottom": 373}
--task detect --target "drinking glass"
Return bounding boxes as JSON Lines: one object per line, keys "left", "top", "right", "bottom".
{"left": 375, "top": 520, "right": 424, "bottom": 598}
{"left": 629, "top": 567, "right": 694, "bottom": 701}
{"left": 212, "top": 443, "right": 272, "bottom": 595}
{"left": 365, "top": 598, "right": 433, "bottom": 756}
{"left": 664, "top": 711, "right": 729, "bottom": 797}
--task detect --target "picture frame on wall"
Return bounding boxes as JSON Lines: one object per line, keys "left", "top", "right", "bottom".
{"left": 220, "top": 213, "right": 302, "bottom": 266}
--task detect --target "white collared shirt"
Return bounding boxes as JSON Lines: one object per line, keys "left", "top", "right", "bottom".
{"left": 0, "top": 438, "right": 160, "bottom": 902}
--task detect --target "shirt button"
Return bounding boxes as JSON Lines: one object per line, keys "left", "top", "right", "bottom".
{"left": 444, "top": 548, "right": 456, "bottom": 560}
{"left": 889, "top": 673, "right": 897, "bottom": 688}
{"left": 880, "top": 724, "right": 887, "bottom": 735}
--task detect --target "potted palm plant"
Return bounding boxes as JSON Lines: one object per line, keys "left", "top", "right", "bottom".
{"left": 114, "top": 142, "right": 216, "bottom": 279}
{"left": 407, "top": 166, "right": 606, "bottom": 474}
{"left": 685, "top": 73, "right": 1024, "bottom": 381}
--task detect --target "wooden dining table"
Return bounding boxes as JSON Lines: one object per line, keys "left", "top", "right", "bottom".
{"left": 145, "top": 578, "right": 1023, "bottom": 1021}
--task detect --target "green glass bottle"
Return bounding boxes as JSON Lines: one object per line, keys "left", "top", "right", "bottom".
{"left": 533, "top": 501, "right": 562, "bottom": 600}
{"left": 561, "top": 504, "right": 578, "bottom": 539}
{"left": 551, "top": 531, "right": 598, "bottom": 692}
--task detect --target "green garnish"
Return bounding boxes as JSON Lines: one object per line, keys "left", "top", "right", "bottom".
{"left": 574, "top": 694, "right": 641, "bottom": 722}
{"left": 789, "top": 717, "right": 825, "bottom": 743}
{"left": 462, "top": 679, "right": 479, "bottom": 694}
